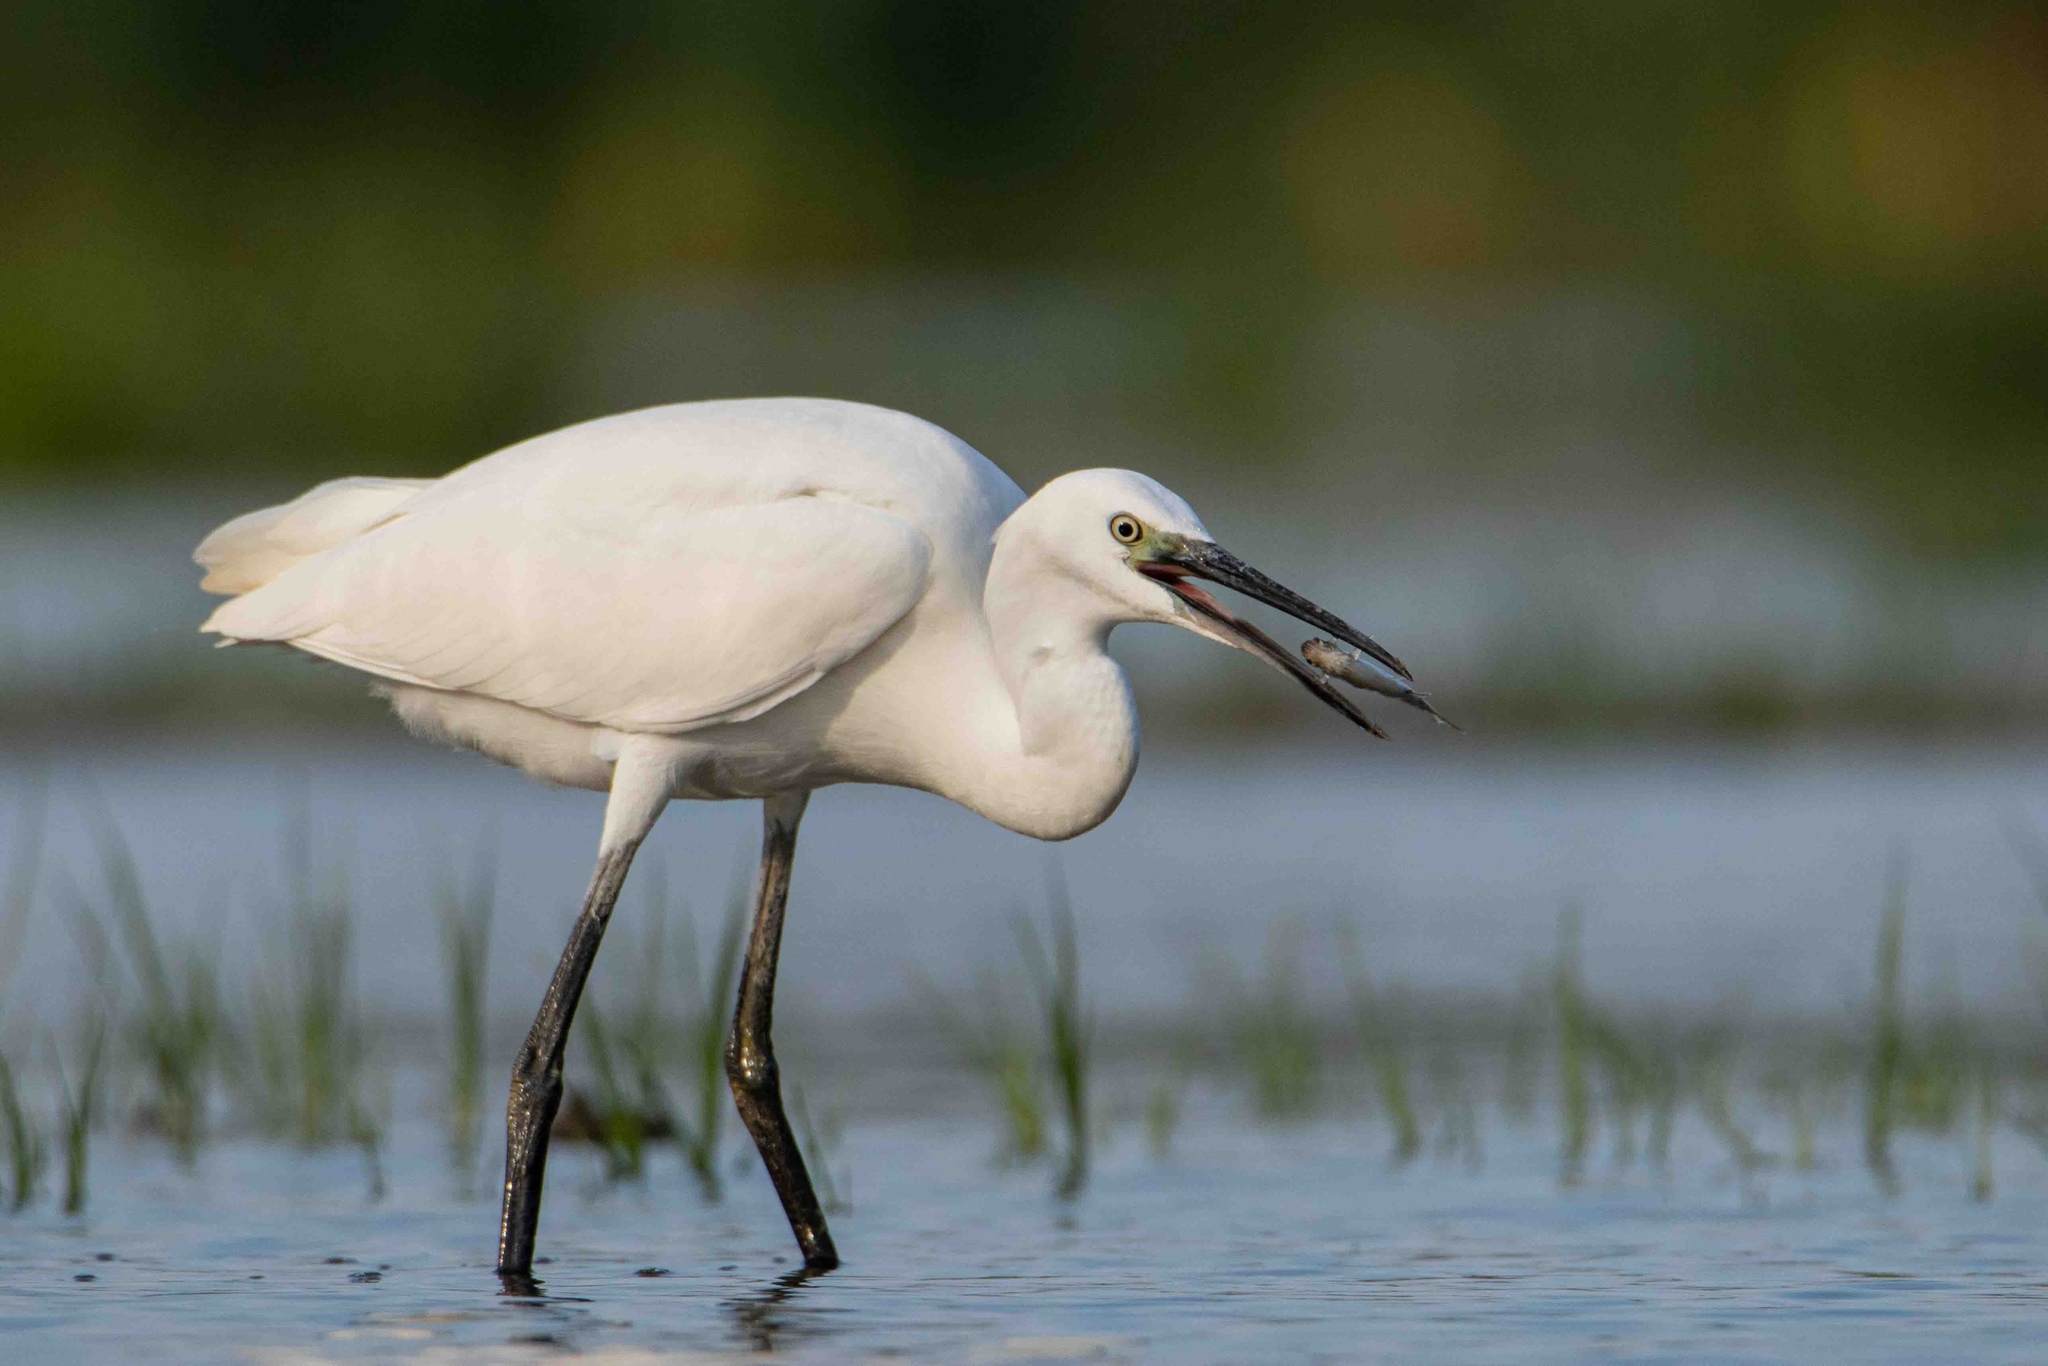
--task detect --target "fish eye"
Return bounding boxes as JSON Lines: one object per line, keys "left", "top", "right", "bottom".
{"left": 1109, "top": 514, "right": 1145, "bottom": 545}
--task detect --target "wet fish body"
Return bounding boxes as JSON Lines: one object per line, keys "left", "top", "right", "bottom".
{"left": 1302, "top": 638, "right": 1459, "bottom": 729}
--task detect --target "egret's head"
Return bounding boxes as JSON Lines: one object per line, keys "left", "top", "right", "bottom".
{"left": 1000, "top": 468, "right": 1411, "bottom": 738}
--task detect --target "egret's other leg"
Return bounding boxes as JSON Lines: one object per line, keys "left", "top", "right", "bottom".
{"left": 726, "top": 791, "right": 838, "bottom": 1270}
{"left": 497, "top": 746, "right": 672, "bottom": 1283}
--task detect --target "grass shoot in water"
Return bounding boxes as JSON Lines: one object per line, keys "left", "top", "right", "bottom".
{"left": 1426, "top": 1047, "right": 1483, "bottom": 1172}
{"left": 1762, "top": 1065, "right": 1821, "bottom": 1173}
{"left": 72, "top": 803, "right": 222, "bottom": 1165}
{"left": 0, "top": 784, "right": 46, "bottom": 1210}
{"left": 985, "top": 1002, "right": 1047, "bottom": 1164}
{"left": 0, "top": 1049, "right": 44, "bottom": 1211}
{"left": 436, "top": 838, "right": 494, "bottom": 1191}
{"left": 1499, "top": 977, "right": 1546, "bottom": 1122}
{"left": 1551, "top": 908, "right": 1681, "bottom": 1179}
{"left": 1865, "top": 855, "right": 1908, "bottom": 1194}
{"left": 1690, "top": 1033, "right": 1773, "bottom": 1192}
{"left": 920, "top": 965, "right": 1046, "bottom": 1167}
{"left": 1339, "top": 922, "right": 1420, "bottom": 1164}
{"left": 1144, "top": 1075, "right": 1184, "bottom": 1159}
{"left": 661, "top": 861, "right": 747, "bottom": 1201}
{"left": 1217, "top": 921, "right": 1320, "bottom": 1122}
{"left": 1552, "top": 910, "right": 1593, "bottom": 1187}
{"left": 921, "top": 873, "right": 1093, "bottom": 1189}
{"left": 1588, "top": 1011, "right": 1675, "bottom": 1172}
{"left": 570, "top": 999, "right": 657, "bottom": 1182}
{"left": 1018, "top": 870, "right": 1090, "bottom": 1199}
{"left": 241, "top": 809, "right": 384, "bottom": 1181}
{"left": 1973, "top": 1061, "right": 1996, "bottom": 1203}
{"left": 1858, "top": 859, "right": 1967, "bottom": 1197}
{"left": 52, "top": 1023, "right": 105, "bottom": 1216}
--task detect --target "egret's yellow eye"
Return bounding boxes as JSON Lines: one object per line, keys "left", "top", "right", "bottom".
{"left": 1109, "top": 514, "right": 1145, "bottom": 545}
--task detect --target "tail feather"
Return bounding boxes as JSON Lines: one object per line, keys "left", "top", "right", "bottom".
{"left": 195, "top": 476, "right": 431, "bottom": 598}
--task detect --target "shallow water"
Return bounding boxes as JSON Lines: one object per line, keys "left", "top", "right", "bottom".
{"left": 7, "top": 739, "right": 2048, "bottom": 1360}
{"left": 4, "top": 1073, "right": 2047, "bottom": 1366}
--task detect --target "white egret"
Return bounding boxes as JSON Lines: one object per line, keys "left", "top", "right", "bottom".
{"left": 193, "top": 397, "right": 1428, "bottom": 1283}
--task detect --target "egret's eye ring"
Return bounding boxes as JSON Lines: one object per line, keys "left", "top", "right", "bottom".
{"left": 1110, "top": 514, "right": 1144, "bottom": 545}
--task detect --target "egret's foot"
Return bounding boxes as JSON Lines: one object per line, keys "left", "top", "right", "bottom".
{"left": 497, "top": 1270, "right": 544, "bottom": 1298}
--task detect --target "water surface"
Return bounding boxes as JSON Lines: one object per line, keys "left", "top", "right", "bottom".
{"left": 6, "top": 741, "right": 2048, "bottom": 1361}
{"left": 3, "top": 1076, "right": 2044, "bottom": 1365}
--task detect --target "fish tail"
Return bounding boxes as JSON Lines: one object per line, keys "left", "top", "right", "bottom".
{"left": 1403, "top": 693, "right": 1463, "bottom": 731}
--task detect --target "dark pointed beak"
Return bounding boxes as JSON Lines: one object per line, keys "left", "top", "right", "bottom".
{"left": 1137, "top": 539, "right": 1411, "bottom": 740}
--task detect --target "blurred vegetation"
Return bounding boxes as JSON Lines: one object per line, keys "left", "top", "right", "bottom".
{"left": 435, "top": 834, "right": 493, "bottom": 1190}
{"left": 919, "top": 882, "right": 1093, "bottom": 1196}
{"left": 1, "top": 1, "right": 2044, "bottom": 554}
{"left": 5, "top": 792, "right": 2048, "bottom": 1216}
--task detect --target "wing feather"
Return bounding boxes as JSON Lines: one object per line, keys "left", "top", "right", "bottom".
{"left": 204, "top": 495, "right": 932, "bottom": 734}
{"left": 195, "top": 476, "right": 432, "bottom": 594}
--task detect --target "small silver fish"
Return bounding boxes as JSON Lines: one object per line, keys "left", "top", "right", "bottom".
{"left": 1302, "top": 638, "right": 1460, "bottom": 729}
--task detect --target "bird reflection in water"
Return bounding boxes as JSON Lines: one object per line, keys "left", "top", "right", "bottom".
{"left": 725, "top": 1265, "right": 838, "bottom": 1353}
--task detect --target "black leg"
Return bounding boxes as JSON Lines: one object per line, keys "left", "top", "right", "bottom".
{"left": 497, "top": 840, "right": 641, "bottom": 1283}
{"left": 726, "top": 792, "right": 838, "bottom": 1270}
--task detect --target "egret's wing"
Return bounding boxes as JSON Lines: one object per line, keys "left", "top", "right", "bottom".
{"left": 194, "top": 477, "right": 433, "bottom": 594}
{"left": 203, "top": 495, "right": 932, "bottom": 733}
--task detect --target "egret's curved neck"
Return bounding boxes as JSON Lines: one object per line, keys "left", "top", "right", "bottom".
{"left": 966, "top": 534, "right": 1139, "bottom": 840}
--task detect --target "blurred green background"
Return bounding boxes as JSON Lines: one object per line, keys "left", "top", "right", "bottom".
{"left": 2, "top": 0, "right": 2046, "bottom": 735}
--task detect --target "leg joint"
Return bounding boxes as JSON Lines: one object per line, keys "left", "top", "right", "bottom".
{"left": 724, "top": 1037, "right": 778, "bottom": 1096}
{"left": 511, "top": 1038, "right": 565, "bottom": 1091}
{"left": 507, "top": 1065, "right": 562, "bottom": 1119}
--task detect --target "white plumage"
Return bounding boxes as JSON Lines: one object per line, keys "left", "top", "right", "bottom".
{"left": 195, "top": 395, "right": 1419, "bottom": 1276}
{"left": 201, "top": 398, "right": 1220, "bottom": 841}
{"left": 200, "top": 397, "right": 1418, "bottom": 842}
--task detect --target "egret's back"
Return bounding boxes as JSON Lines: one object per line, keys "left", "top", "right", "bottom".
{"left": 197, "top": 399, "right": 1026, "bottom": 735}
